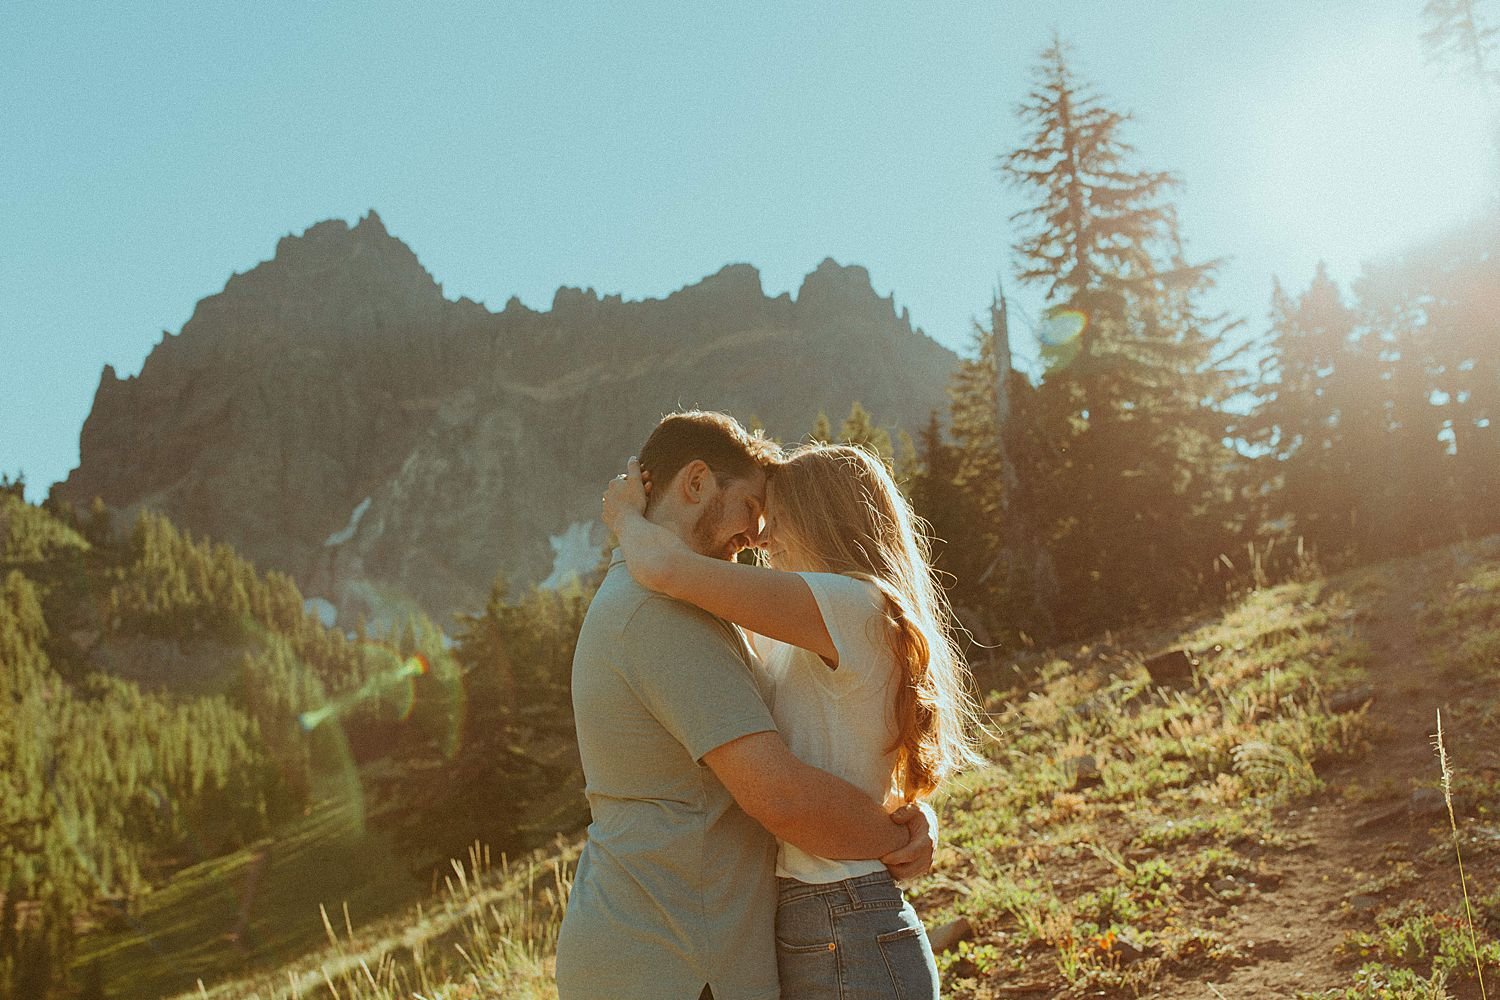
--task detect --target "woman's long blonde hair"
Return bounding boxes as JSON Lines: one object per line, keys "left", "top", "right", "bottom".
{"left": 768, "top": 443, "right": 987, "bottom": 802}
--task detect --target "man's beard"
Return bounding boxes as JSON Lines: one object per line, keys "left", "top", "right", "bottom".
{"left": 690, "top": 492, "right": 734, "bottom": 559}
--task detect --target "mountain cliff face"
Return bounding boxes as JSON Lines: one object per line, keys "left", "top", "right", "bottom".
{"left": 59, "top": 211, "right": 959, "bottom": 628}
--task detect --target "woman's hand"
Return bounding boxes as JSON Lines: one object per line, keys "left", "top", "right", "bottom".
{"left": 602, "top": 458, "right": 683, "bottom": 593}
{"left": 601, "top": 457, "right": 650, "bottom": 537}
{"left": 882, "top": 801, "right": 937, "bottom": 881}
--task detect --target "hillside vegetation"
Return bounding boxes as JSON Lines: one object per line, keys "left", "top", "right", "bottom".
{"left": 160, "top": 535, "right": 1500, "bottom": 1000}
{"left": 0, "top": 483, "right": 587, "bottom": 1000}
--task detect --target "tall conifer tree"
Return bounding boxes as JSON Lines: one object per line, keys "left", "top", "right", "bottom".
{"left": 991, "top": 36, "right": 1242, "bottom": 632}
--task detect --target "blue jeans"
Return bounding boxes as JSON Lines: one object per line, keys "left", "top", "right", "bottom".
{"left": 775, "top": 871, "right": 940, "bottom": 999}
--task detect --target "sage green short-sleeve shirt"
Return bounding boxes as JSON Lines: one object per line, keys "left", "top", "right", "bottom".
{"left": 556, "top": 556, "right": 780, "bottom": 1000}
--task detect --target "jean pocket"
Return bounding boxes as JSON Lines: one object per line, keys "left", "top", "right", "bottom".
{"left": 775, "top": 893, "right": 836, "bottom": 954}
{"left": 877, "top": 924, "right": 939, "bottom": 1000}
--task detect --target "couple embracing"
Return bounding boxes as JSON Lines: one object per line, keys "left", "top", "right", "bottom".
{"left": 556, "top": 410, "right": 985, "bottom": 1000}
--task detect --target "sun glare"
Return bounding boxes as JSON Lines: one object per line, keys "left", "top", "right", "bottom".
{"left": 1248, "top": 24, "right": 1494, "bottom": 263}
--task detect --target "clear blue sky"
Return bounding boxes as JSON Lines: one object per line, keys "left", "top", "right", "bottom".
{"left": 2, "top": 1, "right": 1492, "bottom": 502}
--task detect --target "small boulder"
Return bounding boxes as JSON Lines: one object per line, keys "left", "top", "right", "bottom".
{"left": 1066, "top": 755, "right": 1104, "bottom": 791}
{"left": 1144, "top": 649, "right": 1197, "bottom": 687}
{"left": 1101, "top": 930, "right": 1152, "bottom": 964}
{"left": 927, "top": 917, "right": 973, "bottom": 953}
{"left": 1326, "top": 685, "right": 1375, "bottom": 714}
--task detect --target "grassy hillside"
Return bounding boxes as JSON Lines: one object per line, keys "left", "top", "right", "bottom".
{"left": 72, "top": 799, "right": 412, "bottom": 998}
{"left": 0, "top": 488, "right": 585, "bottom": 999}
{"left": 153, "top": 534, "right": 1500, "bottom": 999}
{"left": 72, "top": 734, "right": 589, "bottom": 1000}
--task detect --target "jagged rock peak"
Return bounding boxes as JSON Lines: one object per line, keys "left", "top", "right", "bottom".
{"left": 695, "top": 262, "right": 764, "bottom": 297}
{"left": 276, "top": 218, "right": 351, "bottom": 257}
{"left": 551, "top": 285, "right": 603, "bottom": 312}
{"left": 796, "top": 257, "right": 877, "bottom": 303}
{"left": 219, "top": 211, "right": 443, "bottom": 312}
{"left": 354, "top": 208, "right": 388, "bottom": 236}
{"left": 267, "top": 210, "right": 419, "bottom": 270}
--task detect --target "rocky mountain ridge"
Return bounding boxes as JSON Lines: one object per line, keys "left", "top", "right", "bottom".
{"left": 59, "top": 211, "right": 959, "bottom": 629}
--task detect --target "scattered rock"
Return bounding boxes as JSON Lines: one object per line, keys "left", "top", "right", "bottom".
{"left": 1326, "top": 685, "right": 1375, "bottom": 714}
{"left": 1101, "top": 930, "right": 1152, "bottom": 964}
{"left": 927, "top": 917, "right": 973, "bottom": 953}
{"left": 1143, "top": 649, "right": 1197, "bottom": 687}
{"left": 1212, "top": 876, "right": 1239, "bottom": 895}
{"left": 1065, "top": 755, "right": 1104, "bottom": 791}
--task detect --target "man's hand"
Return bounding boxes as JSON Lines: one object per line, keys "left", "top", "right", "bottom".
{"left": 881, "top": 800, "right": 937, "bottom": 881}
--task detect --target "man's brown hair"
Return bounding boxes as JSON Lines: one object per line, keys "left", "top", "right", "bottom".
{"left": 637, "top": 411, "right": 781, "bottom": 510}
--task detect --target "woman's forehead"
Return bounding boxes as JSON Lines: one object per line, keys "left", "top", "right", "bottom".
{"left": 763, "top": 476, "right": 784, "bottom": 507}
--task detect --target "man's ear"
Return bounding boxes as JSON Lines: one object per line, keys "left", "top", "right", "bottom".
{"left": 679, "top": 459, "right": 713, "bottom": 504}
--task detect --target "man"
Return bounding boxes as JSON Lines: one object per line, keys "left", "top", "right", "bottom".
{"left": 556, "top": 411, "right": 934, "bottom": 1000}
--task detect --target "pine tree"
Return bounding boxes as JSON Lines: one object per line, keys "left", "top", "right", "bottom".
{"left": 1348, "top": 212, "right": 1500, "bottom": 550}
{"left": 941, "top": 289, "right": 1063, "bottom": 641}
{"left": 1248, "top": 266, "right": 1359, "bottom": 556}
{"left": 1422, "top": 0, "right": 1499, "bottom": 87}
{"left": 84, "top": 498, "right": 112, "bottom": 549}
{"left": 389, "top": 573, "right": 585, "bottom": 867}
{"left": 810, "top": 411, "right": 833, "bottom": 444}
{"left": 0, "top": 886, "right": 16, "bottom": 970}
{"left": 906, "top": 411, "right": 981, "bottom": 598}
{"left": 836, "top": 402, "right": 893, "bottom": 461}
{"left": 994, "top": 36, "right": 1242, "bottom": 632}
{"left": 77, "top": 959, "right": 106, "bottom": 1000}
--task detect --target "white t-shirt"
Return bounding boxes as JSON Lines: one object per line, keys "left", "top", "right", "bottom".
{"left": 752, "top": 571, "right": 902, "bottom": 883}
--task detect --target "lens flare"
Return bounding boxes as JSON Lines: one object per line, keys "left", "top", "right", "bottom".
{"left": 1038, "top": 308, "right": 1088, "bottom": 346}
{"left": 298, "top": 652, "right": 437, "bottom": 730}
{"left": 1035, "top": 307, "right": 1089, "bottom": 371}
{"left": 297, "top": 704, "right": 336, "bottom": 732}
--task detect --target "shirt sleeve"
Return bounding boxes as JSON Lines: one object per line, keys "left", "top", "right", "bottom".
{"left": 797, "top": 572, "right": 893, "bottom": 694}
{"left": 618, "top": 595, "right": 778, "bottom": 762}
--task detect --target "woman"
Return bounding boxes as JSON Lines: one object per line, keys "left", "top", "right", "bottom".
{"left": 602, "top": 442, "right": 985, "bottom": 1000}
